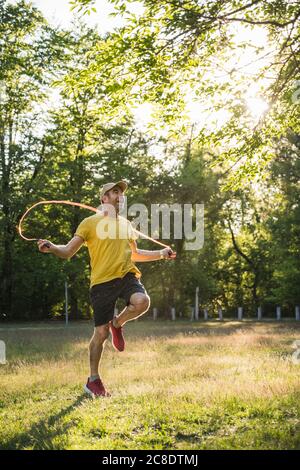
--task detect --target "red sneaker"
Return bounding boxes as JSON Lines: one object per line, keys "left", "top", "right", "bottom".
{"left": 84, "top": 378, "right": 111, "bottom": 398}
{"left": 109, "top": 321, "right": 125, "bottom": 352}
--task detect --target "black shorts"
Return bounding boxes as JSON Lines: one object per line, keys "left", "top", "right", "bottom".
{"left": 89, "top": 272, "right": 147, "bottom": 327}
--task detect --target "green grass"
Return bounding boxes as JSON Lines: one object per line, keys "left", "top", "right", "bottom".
{"left": 0, "top": 320, "right": 300, "bottom": 449}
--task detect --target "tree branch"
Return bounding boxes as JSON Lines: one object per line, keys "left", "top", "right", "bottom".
{"left": 227, "top": 219, "right": 255, "bottom": 267}
{"left": 224, "top": 0, "right": 263, "bottom": 17}
{"left": 201, "top": 8, "right": 300, "bottom": 28}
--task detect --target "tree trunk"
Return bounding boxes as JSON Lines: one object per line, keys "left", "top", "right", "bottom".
{"left": 0, "top": 119, "right": 13, "bottom": 318}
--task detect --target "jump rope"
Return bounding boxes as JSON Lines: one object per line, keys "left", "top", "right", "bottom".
{"left": 17, "top": 200, "right": 176, "bottom": 257}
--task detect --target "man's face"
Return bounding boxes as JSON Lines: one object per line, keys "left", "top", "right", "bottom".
{"left": 102, "top": 186, "right": 125, "bottom": 212}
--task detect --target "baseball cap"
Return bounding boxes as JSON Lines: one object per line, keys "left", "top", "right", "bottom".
{"left": 99, "top": 180, "right": 128, "bottom": 200}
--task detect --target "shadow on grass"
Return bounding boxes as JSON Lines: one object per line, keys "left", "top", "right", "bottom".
{"left": 2, "top": 393, "right": 89, "bottom": 450}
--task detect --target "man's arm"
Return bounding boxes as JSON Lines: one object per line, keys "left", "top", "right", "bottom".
{"left": 130, "top": 240, "right": 176, "bottom": 262}
{"left": 37, "top": 235, "right": 84, "bottom": 259}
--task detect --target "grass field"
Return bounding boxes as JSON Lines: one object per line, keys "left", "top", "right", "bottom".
{"left": 0, "top": 320, "right": 299, "bottom": 450}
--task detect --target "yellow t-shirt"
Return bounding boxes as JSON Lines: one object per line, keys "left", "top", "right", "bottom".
{"left": 75, "top": 213, "right": 141, "bottom": 288}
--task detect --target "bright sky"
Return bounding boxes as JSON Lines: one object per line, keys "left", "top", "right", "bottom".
{"left": 186, "top": 23, "right": 272, "bottom": 128}
{"left": 31, "top": 0, "right": 143, "bottom": 33}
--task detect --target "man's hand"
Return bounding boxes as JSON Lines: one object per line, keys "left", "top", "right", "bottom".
{"left": 37, "top": 239, "right": 53, "bottom": 253}
{"left": 37, "top": 236, "right": 83, "bottom": 259}
{"left": 161, "top": 247, "right": 176, "bottom": 259}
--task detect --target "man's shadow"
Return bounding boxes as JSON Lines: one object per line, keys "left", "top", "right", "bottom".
{"left": 3, "top": 393, "right": 91, "bottom": 450}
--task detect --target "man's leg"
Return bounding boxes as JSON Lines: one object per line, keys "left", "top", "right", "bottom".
{"left": 113, "top": 293, "right": 150, "bottom": 328}
{"left": 84, "top": 324, "right": 111, "bottom": 397}
{"left": 89, "top": 324, "right": 110, "bottom": 376}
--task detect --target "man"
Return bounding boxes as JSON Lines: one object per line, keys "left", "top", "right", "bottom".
{"left": 37, "top": 181, "right": 176, "bottom": 397}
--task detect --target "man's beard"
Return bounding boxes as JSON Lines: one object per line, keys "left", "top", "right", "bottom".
{"left": 117, "top": 201, "right": 124, "bottom": 212}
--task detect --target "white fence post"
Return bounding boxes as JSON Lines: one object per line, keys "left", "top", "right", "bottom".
{"left": 204, "top": 308, "right": 208, "bottom": 321}
{"left": 171, "top": 307, "right": 176, "bottom": 321}
{"left": 0, "top": 341, "right": 5, "bottom": 364}
{"left": 153, "top": 307, "right": 158, "bottom": 320}
{"left": 218, "top": 307, "right": 223, "bottom": 321}
{"left": 276, "top": 306, "right": 281, "bottom": 321}
{"left": 295, "top": 306, "right": 300, "bottom": 321}
{"left": 238, "top": 307, "right": 243, "bottom": 321}
{"left": 257, "top": 306, "right": 262, "bottom": 321}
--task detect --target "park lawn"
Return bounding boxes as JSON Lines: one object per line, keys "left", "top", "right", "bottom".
{"left": 0, "top": 320, "right": 299, "bottom": 450}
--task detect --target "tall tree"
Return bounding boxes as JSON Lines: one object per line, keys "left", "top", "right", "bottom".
{"left": 0, "top": 0, "right": 59, "bottom": 317}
